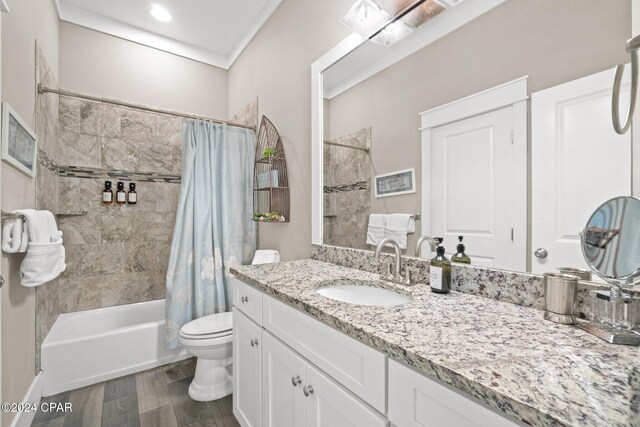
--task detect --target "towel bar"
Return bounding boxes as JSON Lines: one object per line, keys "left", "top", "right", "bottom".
{"left": 1, "top": 210, "right": 87, "bottom": 222}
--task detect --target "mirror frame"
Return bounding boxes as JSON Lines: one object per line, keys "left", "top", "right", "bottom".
{"left": 581, "top": 195, "right": 640, "bottom": 285}
{"left": 310, "top": 0, "right": 508, "bottom": 245}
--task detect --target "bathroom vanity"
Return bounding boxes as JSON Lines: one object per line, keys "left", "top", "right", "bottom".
{"left": 231, "top": 260, "right": 637, "bottom": 427}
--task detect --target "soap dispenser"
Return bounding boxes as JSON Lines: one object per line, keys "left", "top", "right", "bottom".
{"left": 429, "top": 238, "right": 451, "bottom": 294}
{"left": 452, "top": 236, "right": 471, "bottom": 264}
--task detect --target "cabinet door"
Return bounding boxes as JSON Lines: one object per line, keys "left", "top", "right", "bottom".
{"left": 388, "top": 360, "right": 521, "bottom": 427}
{"left": 304, "top": 364, "right": 388, "bottom": 427}
{"left": 262, "top": 332, "right": 306, "bottom": 427}
{"left": 233, "top": 309, "right": 262, "bottom": 427}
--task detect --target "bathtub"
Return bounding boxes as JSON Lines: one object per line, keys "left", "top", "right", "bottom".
{"left": 41, "top": 299, "right": 190, "bottom": 396}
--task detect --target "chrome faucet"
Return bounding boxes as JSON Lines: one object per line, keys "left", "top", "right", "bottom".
{"left": 374, "top": 238, "right": 404, "bottom": 283}
{"left": 415, "top": 235, "right": 437, "bottom": 258}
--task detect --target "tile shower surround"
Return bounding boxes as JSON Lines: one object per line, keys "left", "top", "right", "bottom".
{"left": 310, "top": 244, "right": 608, "bottom": 319}
{"left": 56, "top": 95, "right": 184, "bottom": 314}
{"left": 323, "top": 127, "right": 371, "bottom": 250}
{"left": 34, "top": 46, "right": 60, "bottom": 373}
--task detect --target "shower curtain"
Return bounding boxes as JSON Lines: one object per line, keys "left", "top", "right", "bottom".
{"left": 165, "top": 120, "right": 257, "bottom": 349}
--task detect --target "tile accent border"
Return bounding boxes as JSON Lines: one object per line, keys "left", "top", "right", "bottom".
{"left": 58, "top": 165, "right": 181, "bottom": 183}
{"left": 38, "top": 149, "right": 58, "bottom": 173}
{"left": 310, "top": 244, "right": 607, "bottom": 319}
{"left": 323, "top": 180, "right": 368, "bottom": 193}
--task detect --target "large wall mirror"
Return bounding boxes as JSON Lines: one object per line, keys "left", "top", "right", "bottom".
{"left": 312, "top": 0, "right": 634, "bottom": 275}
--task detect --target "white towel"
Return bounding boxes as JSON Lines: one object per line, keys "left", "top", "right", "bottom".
{"left": 14, "top": 209, "right": 66, "bottom": 287}
{"left": 2, "top": 217, "right": 29, "bottom": 253}
{"left": 384, "top": 214, "right": 415, "bottom": 250}
{"left": 366, "top": 214, "right": 386, "bottom": 246}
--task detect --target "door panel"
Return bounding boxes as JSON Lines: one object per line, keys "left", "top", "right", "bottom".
{"left": 233, "top": 309, "right": 262, "bottom": 427}
{"left": 531, "top": 68, "right": 631, "bottom": 273}
{"left": 430, "top": 107, "right": 515, "bottom": 269}
{"left": 262, "top": 332, "right": 306, "bottom": 427}
{"left": 304, "top": 364, "right": 387, "bottom": 427}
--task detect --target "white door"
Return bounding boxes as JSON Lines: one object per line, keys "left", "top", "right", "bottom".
{"left": 531, "top": 68, "right": 631, "bottom": 274}
{"left": 233, "top": 309, "right": 263, "bottom": 427}
{"left": 430, "top": 106, "right": 522, "bottom": 270}
{"left": 304, "top": 364, "right": 387, "bottom": 427}
{"left": 262, "top": 332, "right": 306, "bottom": 427}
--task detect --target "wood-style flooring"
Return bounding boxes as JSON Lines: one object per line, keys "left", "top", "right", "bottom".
{"left": 31, "top": 359, "right": 241, "bottom": 427}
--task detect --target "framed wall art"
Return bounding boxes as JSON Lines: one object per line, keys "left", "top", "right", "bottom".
{"left": 2, "top": 102, "right": 37, "bottom": 178}
{"left": 374, "top": 168, "right": 415, "bottom": 198}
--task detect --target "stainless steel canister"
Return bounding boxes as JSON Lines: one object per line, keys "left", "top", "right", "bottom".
{"left": 543, "top": 273, "right": 578, "bottom": 325}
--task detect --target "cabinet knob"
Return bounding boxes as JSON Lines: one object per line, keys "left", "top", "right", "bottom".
{"left": 291, "top": 375, "right": 301, "bottom": 387}
{"left": 241, "top": 296, "right": 249, "bottom": 303}
{"left": 303, "top": 385, "right": 314, "bottom": 397}
{"left": 250, "top": 339, "right": 259, "bottom": 347}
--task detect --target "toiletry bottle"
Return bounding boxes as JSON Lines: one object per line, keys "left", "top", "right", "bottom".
{"left": 430, "top": 238, "right": 451, "bottom": 294}
{"left": 116, "top": 182, "right": 126, "bottom": 205}
{"left": 452, "top": 235, "right": 471, "bottom": 264}
{"left": 127, "top": 183, "right": 137, "bottom": 205}
{"left": 102, "top": 181, "right": 113, "bottom": 204}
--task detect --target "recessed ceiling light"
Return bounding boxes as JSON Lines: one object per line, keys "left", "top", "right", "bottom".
{"left": 150, "top": 4, "right": 172, "bottom": 22}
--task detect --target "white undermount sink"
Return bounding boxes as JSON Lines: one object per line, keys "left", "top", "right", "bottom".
{"left": 316, "top": 280, "right": 410, "bottom": 307}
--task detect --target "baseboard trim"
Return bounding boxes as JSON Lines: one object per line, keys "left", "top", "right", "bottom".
{"left": 10, "top": 372, "right": 44, "bottom": 427}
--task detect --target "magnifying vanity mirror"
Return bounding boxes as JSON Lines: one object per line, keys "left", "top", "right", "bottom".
{"left": 312, "top": 0, "right": 635, "bottom": 277}
{"left": 580, "top": 196, "right": 640, "bottom": 345}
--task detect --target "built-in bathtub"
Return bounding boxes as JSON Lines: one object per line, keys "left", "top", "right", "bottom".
{"left": 41, "top": 299, "right": 189, "bottom": 396}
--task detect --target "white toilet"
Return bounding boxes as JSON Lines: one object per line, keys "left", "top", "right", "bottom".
{"left": 179, "top": 250, "right": 280, "bottom": 401}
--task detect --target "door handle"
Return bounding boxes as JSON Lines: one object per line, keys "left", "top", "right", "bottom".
{"left": 250, "top": 339, "right": 259, "bottom": 347}
{"left": 534, "top": 248, "right": 548, "bottom": 259}
{"left": 303, "top": 385, "right": 314, "bottom": 397}
{"left": 291, "top": 375, "right": 301, "bottom": 387}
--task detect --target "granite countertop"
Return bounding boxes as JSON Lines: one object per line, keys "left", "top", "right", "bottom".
{"left": 231, "top": 259, "right": 639, "bottom": 427}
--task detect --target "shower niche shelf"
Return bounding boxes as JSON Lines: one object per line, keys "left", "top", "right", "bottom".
{"left": 253, "top": 116, "right": 290, "bottom": 223}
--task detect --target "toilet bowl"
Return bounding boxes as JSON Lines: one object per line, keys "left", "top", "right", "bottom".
{"left": 179, "top": 311, "right": 233, "bottom": 401}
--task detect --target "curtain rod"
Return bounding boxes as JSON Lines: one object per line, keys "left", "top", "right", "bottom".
{"left": 37, "top": 84, "right": 256, "bottom": 131}
{"left": 323, "top": 140, "right": 370, "bottom": 153}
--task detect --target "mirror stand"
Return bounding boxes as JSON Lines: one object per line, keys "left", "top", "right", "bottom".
{"left": 580, "top": 287, "right": 640, "bottom": 346}
{"left": 579, "top": 196, "right": 640, "bottom": 346}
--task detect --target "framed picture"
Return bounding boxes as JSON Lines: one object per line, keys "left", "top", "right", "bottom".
{"left": 2, "top": 102, "right": 37, "bottom": 178}
{"left": 374, "top": 168, "right": 415, "bottom": 198}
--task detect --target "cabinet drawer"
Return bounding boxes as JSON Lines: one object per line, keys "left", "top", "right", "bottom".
{"left": 263, "top": 295, "right": 386, "bottom": 414}
{"left": 232, "top": 277, "right": 263, "bottom": 325}
{"left": 388, "top": 359, "right": 522, "bottom": 427}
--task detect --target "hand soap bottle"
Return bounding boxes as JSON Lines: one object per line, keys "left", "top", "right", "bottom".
{"left": 452, "top": 236, "right": 471, "bottom": 264}
{"left": 429, "top": 238, "right": 451, "bottom": 294}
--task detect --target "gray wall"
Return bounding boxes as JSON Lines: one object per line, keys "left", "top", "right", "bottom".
{"left": 327, "top": 0, "right": 631, "bottom": 254}
{"left": 228, "top": 0, "right": 351, "bottom": 261}
{"left": 59, "top": 22, "right": 228, "bottom": 119}
{"left": 1, "top": 0, "right": 59, "bottom": 424}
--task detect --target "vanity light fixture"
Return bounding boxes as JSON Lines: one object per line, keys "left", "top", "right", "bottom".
{"left": 150, "top": 3, "right": 172, "bottom": 22}
{"left": 341, "top": 0, "right": 391, "bottom": 37}
{"left": 371, "top": 20, "right": 413, "bottom": 45}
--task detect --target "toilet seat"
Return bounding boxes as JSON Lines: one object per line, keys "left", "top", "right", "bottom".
{"left": 180, "top": 312, "right": 232, "bottom": 340}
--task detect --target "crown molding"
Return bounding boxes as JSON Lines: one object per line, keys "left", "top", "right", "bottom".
{"left": 57, "top": 0, "right": 282, "bottom": 70}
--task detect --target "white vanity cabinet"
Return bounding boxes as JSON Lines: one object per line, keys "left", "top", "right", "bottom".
{"left": 232, "top": 277, "right": 521, "bottom": 427}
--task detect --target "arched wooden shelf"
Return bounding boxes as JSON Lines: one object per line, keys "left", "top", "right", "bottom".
{"left": 253, "top": 116, "right": 290, "bottom": 223}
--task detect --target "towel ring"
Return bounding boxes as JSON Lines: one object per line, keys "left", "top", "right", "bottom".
{"left": 612, "top": 35, "right": 640, "bottom": 135}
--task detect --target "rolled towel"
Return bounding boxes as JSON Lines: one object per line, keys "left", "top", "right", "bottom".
{"left": 366, "top": 214, "right": 386, "bottom": 246}
{"left": 2, "top": 218, "right": 26, "bottom": 253}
